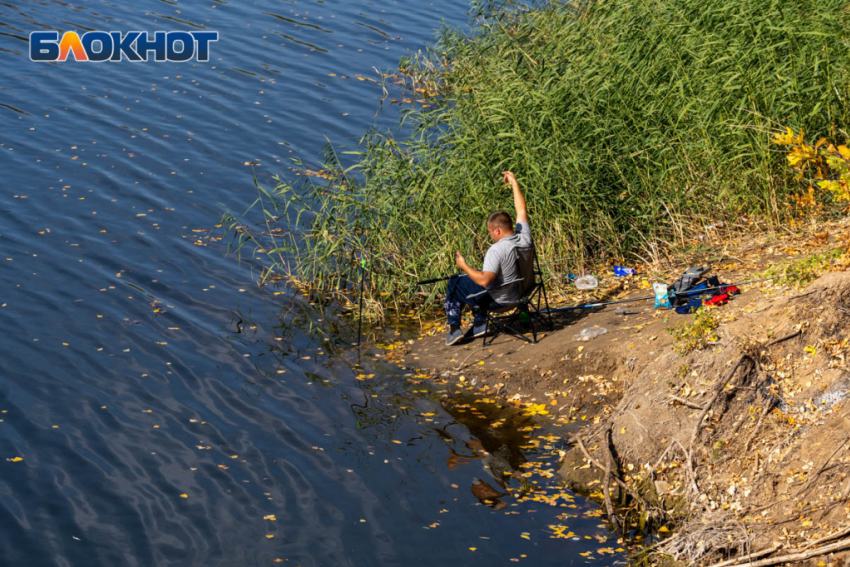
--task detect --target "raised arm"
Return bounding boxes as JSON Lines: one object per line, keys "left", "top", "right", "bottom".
{"left": 502, "top": 171, "right": 528, "bottom": 224}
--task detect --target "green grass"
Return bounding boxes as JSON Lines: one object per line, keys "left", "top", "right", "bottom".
{"left": 667, "top": 306, "right": 720, "bottom": 354}
{"left": 762, "top": 247, "right": 845, "bottom": 286}
{"left": 229, "top": 0, "right": 850, "bottom": 311}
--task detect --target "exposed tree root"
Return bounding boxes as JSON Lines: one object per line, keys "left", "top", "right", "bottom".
{"left": 689, "top": 355, "right": 752, "bottom": 448}
{"left": 575, "top": 432, "right": 650, "bottom": 511}
{"left": 705, "top": 536, "right": 850, "bottom": 567}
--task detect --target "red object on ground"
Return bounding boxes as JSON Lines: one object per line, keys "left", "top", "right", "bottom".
{"left": 705, "top": 293, "right": 730, "bottom": 306}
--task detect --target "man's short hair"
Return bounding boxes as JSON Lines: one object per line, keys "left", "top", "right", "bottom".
{"left": 487, "top": 210, "right": 513, "bottom": 231}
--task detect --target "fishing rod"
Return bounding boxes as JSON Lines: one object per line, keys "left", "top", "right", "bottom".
{"left": 416, "top": 273, "right": 466, "bottom": 286}
{"left": 544, "top": 276, "right": 779, "bottom": 315}
{"left": 357, "top": 257, "right": 367, "bottom": 348}
{"left": 413, "top": 272, "right": 778, "bottom": 313}
{"left": 545, "top": 295, "right": 653, "bottom": 314}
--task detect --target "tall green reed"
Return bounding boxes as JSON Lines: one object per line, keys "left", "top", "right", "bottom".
{"left": 232, "top": 0, "right": 850, "bottom": 312}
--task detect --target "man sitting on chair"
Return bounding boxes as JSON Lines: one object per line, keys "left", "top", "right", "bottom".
{"left": 445, "top": 170, "right": 533, "bottom": 345}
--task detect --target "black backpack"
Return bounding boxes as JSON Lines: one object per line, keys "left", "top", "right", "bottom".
{"left": 669, "top": 266, "right": 711, "bottom": 305}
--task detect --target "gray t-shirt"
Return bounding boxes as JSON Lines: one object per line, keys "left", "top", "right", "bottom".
{"left": 482, "top": 221, "right": 533, "bottom": 305}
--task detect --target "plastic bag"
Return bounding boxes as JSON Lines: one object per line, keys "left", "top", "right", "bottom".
{"left": 574, "top": 326, "right": 608, "bottom": 341}
{"left": 574, "top": 275, "right": 599, "bottom": 290}
{"left": 653, "top": 283, "right": 671, "bottom": 309}
{"left": 613, "top": 266, "right": 635, "bottom": 277}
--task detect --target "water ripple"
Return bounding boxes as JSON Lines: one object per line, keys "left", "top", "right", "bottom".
{"left": 0, "top": 0, "right": 620, "bottom": 565}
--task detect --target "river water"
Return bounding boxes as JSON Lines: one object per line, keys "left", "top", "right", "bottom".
{"left": 0, "top": 1, "right": 623, "bottom": 565}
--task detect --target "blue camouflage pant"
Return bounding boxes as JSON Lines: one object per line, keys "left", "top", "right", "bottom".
{"left": 445, "top": 276, "right": 494, "bottom": 327}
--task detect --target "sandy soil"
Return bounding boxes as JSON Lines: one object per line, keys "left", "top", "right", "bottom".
{"left": 403, "top": 224, "right": 850, "bottom": 566}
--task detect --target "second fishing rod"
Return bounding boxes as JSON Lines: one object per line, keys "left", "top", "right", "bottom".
{"left": 544, "top": 276, "right": 777, "bottom": 314}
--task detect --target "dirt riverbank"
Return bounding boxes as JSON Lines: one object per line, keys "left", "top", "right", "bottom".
{"left": 401, "top": 225, "right": 850, "bottom": 566}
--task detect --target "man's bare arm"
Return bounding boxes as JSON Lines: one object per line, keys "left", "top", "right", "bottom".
{"left": 502, "top": 171, "right": 528, "bottom": 225}
{"left": 455, "top": 252, "right": 497, "bottom": 287}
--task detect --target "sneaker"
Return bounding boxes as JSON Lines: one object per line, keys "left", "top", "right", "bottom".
{"left": 472, "top": 322, "right": 488, "bottom": 338}
{"left": 445, "top": 327, "right": 464, "bottom": 346}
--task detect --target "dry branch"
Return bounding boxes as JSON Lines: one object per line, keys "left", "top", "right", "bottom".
{"left": 659, "top": 518, "right": 749, "bottom": 564}
{"left": 791, "top": 434, "right": 850, "bottom": 498}
{"left": 704, "top": 544, "right": 782, "bottom": 567}
{"left": 803, "top": 525, "right": 850, "bottom": 550}
{"left": 763, "top": 330, "right": 802, "bottom": 348}
{"left": 690, "top": 355, "right": 749, "bottom": 447}
{"left": 602, "top": 425, "right": 620, "bottom": 531}
{"left": 668, "top": 394, "right": 706, "bottom": 410}
{"left": 575, "top": 434, "right": 649, "bottom": 509}
{"left": 709, "top": 536, "right": 850, "bottom": 567}
{"left": 743, "top": 397, "right": 777, "bottom": 453}
{"left": 673, "top": 439, "right": 701, "bottom": 496}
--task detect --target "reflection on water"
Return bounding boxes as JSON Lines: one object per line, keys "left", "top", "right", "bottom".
{"left": 0, "top": 0, "right": 624, "bottom": 565}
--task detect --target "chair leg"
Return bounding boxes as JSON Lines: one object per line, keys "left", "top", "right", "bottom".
{"left": 486, "top": 313, "right": 534, "bottom": 346}
{"left": 520, "top": 307, "right": 537, "bottom": 344}
{"left": 540, "top": 284, "right": 554, "bottom": 330}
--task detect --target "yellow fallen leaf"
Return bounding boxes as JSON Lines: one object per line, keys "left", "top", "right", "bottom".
{"left": 266, "top": 534, "right": 274, "bottom": 539}
{"left": 469, "top": 547, "right": 477, "bottom": 551}
{"left": 10, "top": 457, "right": 23, "bottom": 462}
{"left": 180, "top": 494, "right": 188, "bottom": 498}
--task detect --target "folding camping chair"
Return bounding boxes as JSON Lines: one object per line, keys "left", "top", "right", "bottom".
{"left": 472, "top": 244, "right": 553, "bottom": 346}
